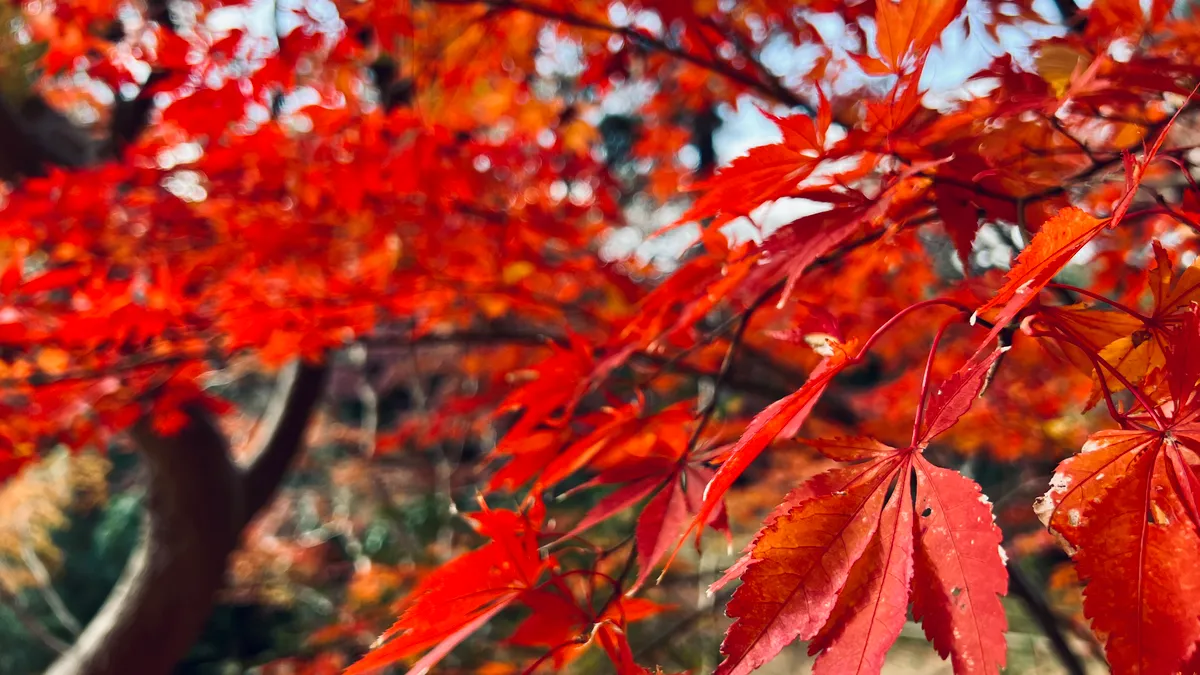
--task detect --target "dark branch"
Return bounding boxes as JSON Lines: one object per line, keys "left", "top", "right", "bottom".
{"left": 46, "top": 357, "right": 328, "bottom": 675}
{"left": 47, "top": 409, "right": 241, "bottom": 675}
{"left": 425, "top": 0, "right": 817, "bottom": 113}
{"left": 1052, "top": 0, "right": 1086, "bottom": 33}
{"left": 241, "top": 360, "right": 329, "bottom": 521}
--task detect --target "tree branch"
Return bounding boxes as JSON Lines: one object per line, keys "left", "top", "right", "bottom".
{"left": 425, "top": 0, "right": 815, "bottom": 112}
{"left": 46, "top": 409, "right": 242, "bottom": 675}
{"left": 19, "top": 540, "right": 82, "bottom": 636}
{"left": 46, "top": 357, "right": 327, "bottom": 675}
{"left": 241, "top": 360, "right": 329, "bottom": 522}
{"left": 0, "top": 94, "right": 94, "bottom": 181}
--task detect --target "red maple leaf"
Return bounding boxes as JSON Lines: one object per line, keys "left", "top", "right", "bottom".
{"left": 713, "top": 349, "right": 1007, "bottom": 675}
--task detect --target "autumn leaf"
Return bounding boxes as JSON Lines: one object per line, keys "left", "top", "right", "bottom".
{"left": 1042, "top": 242, "right": 1200, "bottom": 407}
{"left": 718, "top": 450, "right": 1006, "bottom": 675}
{"left": 509, "top": 581, "right": 671, "bottom": 672}
{"left": 974, "top": 206, "right": 1105, "bottom": 334}
{"left": 681, "top": 350, "right": 851, "bottom": 552}
{"left": 806, "top": 469, "right": 914, "bottom": 675}
{"left": 1036, "top": 420, "right": 1200, "bottom": 673}
{"left": 11, "top": 1, "right": 1200, "bottom": 673}
{"left": 346, "top": 504, "right": 549, "bottom": 675}
{"left": 558, "top": 475, "right": 662, "bottom": 543}
{"left": 935, "top": 182, "right": 984, "bottom": 270}
{"left": 680, "top": 106, "right": 830, "bottom": 228}
{"left": 708, "top": 466, "right": 874, "bottom": 596}
{"left": 717, "top": 459, "right": 898, "bottom": 675}
{"left": 1073, "top": 450, "right": 1200, "bottom": 675}
{"left": 875, "top": 0, "right": 965, "bottom": 72}
{"left": 1163, "top": 304, "right": 1200, "bottom": 411}
{"left": 631, "top": 464, "right": 722, "bottom": 591}
{"left": 917, "top": 347, "right": 1005, "bottom": 444}
{"left": 806, "top": 436, "right": 896, "bottom": 462}
{"left": 910, "top": 458, "right": 1008, "bottom": 675}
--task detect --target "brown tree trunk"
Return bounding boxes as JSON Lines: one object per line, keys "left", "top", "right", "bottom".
{"left": 46, "top": 362, "right": 327, "bottom": 675}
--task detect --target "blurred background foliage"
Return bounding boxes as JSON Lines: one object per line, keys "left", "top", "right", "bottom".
{"left": 0, "top": 352, "right": 1103, "bottom": 674}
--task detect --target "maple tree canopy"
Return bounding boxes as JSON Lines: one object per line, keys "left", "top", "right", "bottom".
{"left": 7, "top": 0, "right": 1200, "bottom": 673}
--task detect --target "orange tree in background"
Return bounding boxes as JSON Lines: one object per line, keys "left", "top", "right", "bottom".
{"left": 5, "top": 0, "right": 1200, "bottom": 673}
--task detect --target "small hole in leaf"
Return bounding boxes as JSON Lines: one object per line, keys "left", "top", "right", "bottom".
{"left": 921, "top": 507, "right": 932, "bottom": 517}
{"left": 951, "top": 587, "right": 962, "bottom": 597}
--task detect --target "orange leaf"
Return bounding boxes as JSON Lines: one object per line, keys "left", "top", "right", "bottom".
{"left": 875, "top": 0, "right": 965, "bottom": 72}
{"left": 347, "top": 505, "right": 548, "bottom": 675}
{"left": 716, "top": 460, "right": 897, "bottom": 675}
{"left": 681, "top": 351, "right": 850, "bottom": 555}
{"left": 910, "top": 457, "right": 1008, "bottom": 674}
{"left": 975, "top": 206, "right": 1104, "bottom": 333}
{"left": 1075, "top": 450, "right": 1200, "bottom": 674}
{"left": 1037, "top": 425, "right": 1200, "bottom": 673}
{"left": 679, "top": 108, "right": 828, "bottom": 228}
{"left": 807, "top": 468, "right": 914, "bottom": 675}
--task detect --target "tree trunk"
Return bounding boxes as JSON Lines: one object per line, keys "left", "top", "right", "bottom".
{"left": 46, "top": 412, "right": 242, "bottom": 675}
{"left": 46, "top": 362, "right": 327, "bottom": 675}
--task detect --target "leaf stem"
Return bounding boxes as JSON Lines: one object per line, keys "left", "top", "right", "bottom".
{"left": 855, "top": 299, "right": 976, "bottom": 361}
{"left": 911, "top": 313, "right": 964, "bottom": 446}
{"left": 1032, "top": 328, "right": 1165, "bottom": 428}
{"left": 1047, "top": 283, "right": 1150, "bottom": 321}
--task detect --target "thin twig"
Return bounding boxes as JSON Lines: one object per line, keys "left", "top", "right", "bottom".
{"left": 0, "top": 584, "right": 69, "bottom": 654}
{"left": 685, "top": 303, "right": 760, "bottom": 456}
{"left": 632, "top": 588, "right": 734, "bottom": 660}
{"left": 426, "top": 0, "right": 815, "bottom": 113}
{"left": 19, "top": 540, "right": 81, "bottom": 636}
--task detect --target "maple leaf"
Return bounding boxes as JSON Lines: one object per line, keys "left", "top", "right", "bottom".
{"left": 935, "top": 182, "right": 985, "bottom": 270}
{"left": 717, "top": 459, "right": 897, "bottom": 675}
{"left": 805, "top": 468, "right": 914, "bottom": 675}
{"left": 631, "top": 464, "right": 720, "bottom": 591}
{"left": 715, "top": 351, "right": 1007, "bottom": 675}
{"left": 875, "top": 0, "right": 965, "bottom": 73}
{"left": 493, "top": 334, "right": 596, "bottom": 442}
{"left": 974, "top": 206, "right": 1105, "bottom": 335}
{"left": 346, "top": 503, "right": 549, "bottom": 675}
{"left": 909, "top": 459, "right": 1008, "bottom": 675}
{"left": 805, "top": 436, "right": 896, "bottom": 462}
{"left": 509, "top": 590, "right": 670, "bottom": 673}
{"left": 680, "top": 104, "right": 830, "bottom": 228}
{"left": 15, "top": 0, "right": 1200, "bottom": 672}
{"left": 1033, "top": 302, "right": 1145, "bottom": 378}
{"left": 1031, "top": 243, "right": 1200, "bottom": 409}
{"left": 1086, "top": 243, "right": 1200, "bottom": 404}
{"left": 1163, "top": 304, "right": 1200, "bottom": 412}
{"left": 716, "top": 451, "right": 1007, "bottom": 675}
{"left": 708, "top": 462, "right": 882, "bottom": 596}
{"left": 1036, "top": 424, "right": 1200, "bottom": 674}
{"left": 557, "top": 473, "right": 664, "bottom": 542}
{"left": 917, "top": 347, "right": 1005, "bottom": 444}
{"left": 1035, "top": 312, "right": 1200, "bottom": 672}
